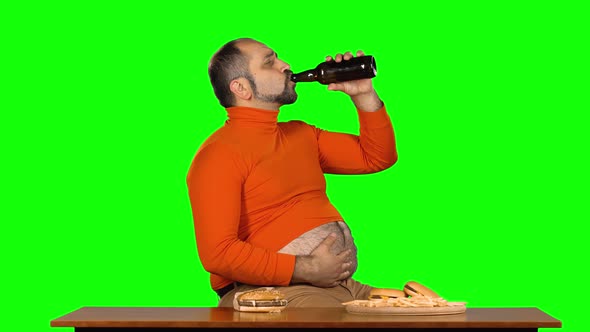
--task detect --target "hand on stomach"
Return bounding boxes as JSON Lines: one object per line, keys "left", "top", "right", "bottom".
{"left": 279, "top": 221, "right": 358, "bottom": 285}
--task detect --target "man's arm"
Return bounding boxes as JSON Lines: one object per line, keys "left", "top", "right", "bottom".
{"left": 187, "top": 143, "right": 351, "bottom": 288}
{"left": 312, "top": 50, "right": 397, "bottom": 174}
{"left": 351, "top": 89, "right": 383, "bottom": 113}
{"left": 187, "top": 142, "right": 295, "bottom": 287}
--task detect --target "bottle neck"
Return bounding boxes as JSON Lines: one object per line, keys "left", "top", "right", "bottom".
{"left": 291, "top": 69, "right": 317, "bottom": 83}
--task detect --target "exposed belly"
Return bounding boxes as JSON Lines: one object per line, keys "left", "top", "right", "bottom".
{"left": 278, "top": 221, "right": 358, "bottom": 276}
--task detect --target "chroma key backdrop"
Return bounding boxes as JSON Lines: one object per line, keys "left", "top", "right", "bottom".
{"left": 2, "top": 1, "right": 587, "bottom": 332}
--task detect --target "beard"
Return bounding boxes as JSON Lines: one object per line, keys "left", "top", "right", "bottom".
{"left": 248, "top": 72, "right": 298, "bottom": 105}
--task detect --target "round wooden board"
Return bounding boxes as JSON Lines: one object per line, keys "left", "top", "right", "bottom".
{"left": 345, "top": 304, "right": 466, "bottom": 316}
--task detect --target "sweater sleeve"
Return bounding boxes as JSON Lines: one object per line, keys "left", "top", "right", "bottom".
{"left": 312, "top": 105, "right": 398, "bottom": 174}
{"left": 186, "top": 142, "right": 295, "bottom": 288}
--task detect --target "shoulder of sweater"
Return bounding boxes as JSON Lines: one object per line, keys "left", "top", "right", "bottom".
{"left": 279, "top": 119, "right": 322, "bottom": 130}
{"left": 195, "top": 132, "right": 241, "bottom": 160}
{"left": 189, "top": 139, "right": 250, "bottom": 175}
{"left": 279, "top": 119, "right": 307, "bottom": 126}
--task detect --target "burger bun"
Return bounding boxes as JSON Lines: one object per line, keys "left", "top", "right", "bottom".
{"left": 233, "top": 287, "right": 288, "bottom": 313}
{"left": 368, "top": 288, "right": 406, "bottom": 300}
{"left": 403, "top": 281, "right": 440, "bottom": 298}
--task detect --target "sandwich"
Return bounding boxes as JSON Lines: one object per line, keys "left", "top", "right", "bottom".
{"left": 368, "top": 288, "right": 406, "bottom": 301}
{"left": 233, "top": 287, "right": 288, "bottom": 313}
{"left": 403, "top": 281, "right": 440, "bottom": 298}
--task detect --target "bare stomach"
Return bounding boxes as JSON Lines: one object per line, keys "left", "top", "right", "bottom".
{"left": 277, "top": 221, "right": 358, "bottom": 277}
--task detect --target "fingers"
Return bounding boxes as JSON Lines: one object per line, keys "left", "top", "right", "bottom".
{"left": 336, "top": 248, "right": 352, "bottom": 259}
{"left": 327, "top": 53, "right": 344, "bottom": 62}
{"left": 335, "top": 52, "right": 349, "bottom": 62}
{"left": 339, "top": 270, "right": 350, "bottom": 280}
{"left": 317, "top": 233, "right": 338, "bottom": 251}
{"left": 342, "top": 261, "right": 353, "bottom": 272}
{"left": 327, "top": 82, "right": 345, "bottom": 91}
{"left": 326, "top": 50, "right": 364, "bottom": 63}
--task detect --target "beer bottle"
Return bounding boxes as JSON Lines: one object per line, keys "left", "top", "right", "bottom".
{"left": 290, "top": 55, "right": 377, "bottom": 84}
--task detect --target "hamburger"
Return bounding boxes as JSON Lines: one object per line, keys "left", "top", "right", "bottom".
{"left": 233, "top": 287, "right": 288, "bottom": 313}
{"left": 403, "top": 281, "right": 440, "bottom": 298}
{"left": 368, "top": 288, "right": 406, "bottom": 301}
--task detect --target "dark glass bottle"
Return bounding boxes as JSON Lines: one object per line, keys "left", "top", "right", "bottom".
{"left": 290, "top": 55, "right": 377, "bottom": 84}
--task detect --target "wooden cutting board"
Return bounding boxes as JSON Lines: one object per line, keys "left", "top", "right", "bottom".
{"left": 345, "top": 303, "right": 466, "bottom": 316}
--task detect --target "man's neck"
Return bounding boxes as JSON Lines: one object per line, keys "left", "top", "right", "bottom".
{"left": 235, "top": 101, "right": 281, "bottom": 112}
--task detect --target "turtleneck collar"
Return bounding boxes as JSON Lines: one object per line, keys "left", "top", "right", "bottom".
{"left": 225, "top": 106, "right": 279, "bottom": 129}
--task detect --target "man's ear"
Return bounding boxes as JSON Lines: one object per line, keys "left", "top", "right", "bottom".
{"left": 229, "top": 78, "right": 252, "bottom": 101}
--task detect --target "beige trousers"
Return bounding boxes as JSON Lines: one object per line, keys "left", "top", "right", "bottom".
{"left": 218, "top": 278, "right": 373, "bottom": 308}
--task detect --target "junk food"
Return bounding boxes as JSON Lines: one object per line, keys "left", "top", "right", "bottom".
{"left": 343, "top": 280, "right": 466, "bottom": 310}
{"left": 368, "top": 288, "right": 406, "bottom": 301}
{"left": 233, "top": 287, "right": 288, "bottom": 313}
{"left": 403, "top": 280, "right": 440, "bottom": 298}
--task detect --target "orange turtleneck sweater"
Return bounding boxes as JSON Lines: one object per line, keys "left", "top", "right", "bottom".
{"left": 186, "top": 105, "right": 397, "bottom": 291}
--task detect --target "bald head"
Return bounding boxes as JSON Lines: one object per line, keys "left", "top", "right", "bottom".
{"left": 208, "top": 38, "right": 259, "bottom": 108}
{"left": 208, "top": 38, "right": 296, "bottom": 110}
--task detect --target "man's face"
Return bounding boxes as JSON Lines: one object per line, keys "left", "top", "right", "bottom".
{"left": 239, "top": 41, "right": 297, "bottom": 106}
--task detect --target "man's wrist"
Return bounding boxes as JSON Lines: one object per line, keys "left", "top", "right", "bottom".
{"left": 351, "top": 90, "right": 383, "bottom": 112}
{"left": 291, "top": 255, "right": 312, "bottom": 284}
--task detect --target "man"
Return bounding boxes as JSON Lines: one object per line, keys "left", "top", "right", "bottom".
{"left": 186, "top": 38, "right": 398, "bottom": 307}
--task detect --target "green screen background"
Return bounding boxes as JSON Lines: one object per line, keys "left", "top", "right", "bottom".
{"left": 2, "top": 1, "right": 587, "bottom": 331}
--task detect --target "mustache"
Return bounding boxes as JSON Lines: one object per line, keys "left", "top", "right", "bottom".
{"left": 285, "top": 70, "right": 293, "bottom": 81}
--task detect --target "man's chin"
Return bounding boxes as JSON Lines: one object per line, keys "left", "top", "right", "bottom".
{"left": 258, "top": 89, "right": 298, "bottom": 106}
{"left": 277, "top": 90, "right": 298, "bottom": 106}
{"left": 282, "top": 94, "right": 297, "bottom": 105}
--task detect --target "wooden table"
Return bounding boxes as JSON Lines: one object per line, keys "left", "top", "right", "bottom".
{"left": 50, "top": 307, "right": 561, "bottom": 331}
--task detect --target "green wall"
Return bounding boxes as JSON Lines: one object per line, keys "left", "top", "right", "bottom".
{"left": 2, "top": 1, "right": 587, "bottom": 331}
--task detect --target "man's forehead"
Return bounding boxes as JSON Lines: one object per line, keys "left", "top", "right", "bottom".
{"left": 238, "top": 41, "right": 274, "bottom": 59}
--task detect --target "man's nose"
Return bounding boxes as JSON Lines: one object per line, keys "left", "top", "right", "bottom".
{"left": 279, "top": 61, "right": 291, "bottom": 72}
